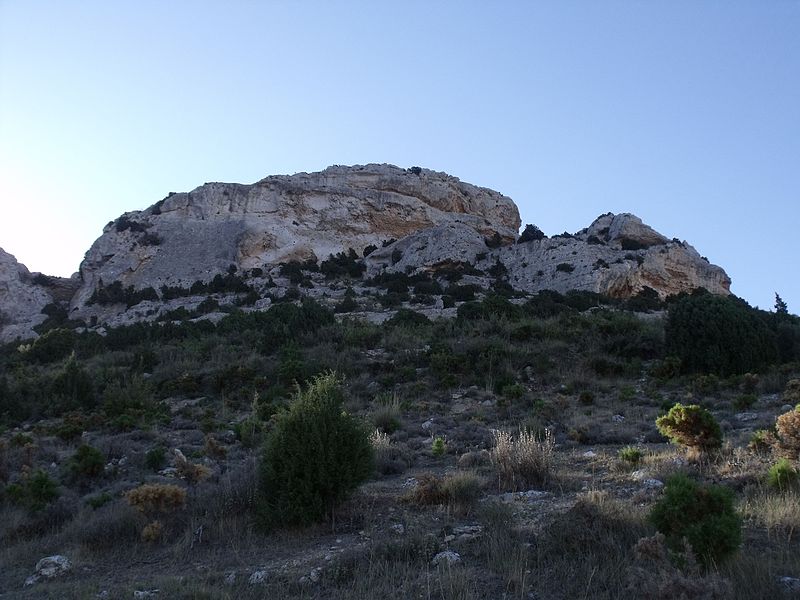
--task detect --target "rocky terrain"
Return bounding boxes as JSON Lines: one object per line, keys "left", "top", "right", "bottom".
{"left": 0, "top": 165, "right": 730, "bottom": 345}
{"left": 0, "top": 167, "right": 798, "bottom": 599}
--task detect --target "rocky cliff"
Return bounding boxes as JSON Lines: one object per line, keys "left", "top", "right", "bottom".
{"left": 0, "top": 165, "right": 732, "bottom": 343}
{"left": 366, "top": 213, "right": 730, "bottom": 299}
{"left": 71, "top": 164, "right": 520, "bottom": 309}
{"left": 0, "top": 249, "right": 54, "bottom": 342}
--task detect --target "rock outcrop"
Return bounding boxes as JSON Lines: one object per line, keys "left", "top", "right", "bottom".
{"left": 0, "top": 165, "right": 733, "bottom": 342}
{"left": 0, "top": 248, "right": 54, "bottom": 342}
{"left": 72, "top": 164, "right": 520, "bottom": 308}
{"left": 367, "top": 213, "right": 730, "bottom": 299}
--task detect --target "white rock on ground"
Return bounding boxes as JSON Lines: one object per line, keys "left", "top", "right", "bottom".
{"left": 24, "top": 555, "right": 72, "bottom": 586}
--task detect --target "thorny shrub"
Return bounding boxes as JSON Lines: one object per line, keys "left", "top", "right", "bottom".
{"left": 773, "top": 406, "right": 800, "bottom": 459}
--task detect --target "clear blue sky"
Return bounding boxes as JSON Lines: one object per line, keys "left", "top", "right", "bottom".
{"left": 1, "top": 1, "right": 798, "bottom": 311}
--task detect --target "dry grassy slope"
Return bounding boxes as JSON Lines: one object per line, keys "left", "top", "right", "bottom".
{"left": 1, "top": 300, "right": 799, "bottom": 599}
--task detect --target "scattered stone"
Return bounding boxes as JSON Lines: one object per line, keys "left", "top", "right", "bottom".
{"left": 641, "top": 479, "right": 664, "bottom": 489}
{"left": 96, "top": 591, "right": 110, "bottom": 599}
{"left": 133, "top": 591, "right": 160, "bottom": 599}
{"left": 778, "top": 576, "right": 800, "bottom": 592}
{"left": 582, "top": 450, "right": 597, "bottom": 458}
{"left": 223, "top": 572, "right": 236, "bottom": 586}
{"left": 158, "top": 467, "right": 179, "bottom": 478}
{"left": 248, "top": 570, "right": 268, "bottom": 585}
{"left": 24, "top": 555, "right": 72, "bottom": 586}
{"left": 421, "top": 419, "right": 435, "bottom": 431}
{"left": 612, "top": 414, "right": 625, "bottom": 423}
{"left": 520, "top": 490, "right": 549, "bottom": 501}
{"left": 781, "top": 404, "right": 794, "bottom": 413}
{"left": 452, "top": 525, "right": 483, "bottom": 540}
{"left": 432, "top": 550, "right": 462, "bottom": 566}
{"left": 402, "top": 477, "right": 419, "bottom": 488}
{"left": 390, "top": 523, "right": 405, "bottom": 535}
{"left": 735, "top": 412, "right": 758, "bottom": 422}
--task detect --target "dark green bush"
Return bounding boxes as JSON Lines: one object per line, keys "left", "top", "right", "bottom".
{"left": 655, "top": 403, "right": 722, "bottom": 454}
{"left": 26, "top": 328, "right": 77, "bottom": 363}
{"left": 67, "top": 445, "right": 105, "bottom": 479}
{"left": 145, "top": 446, "right": 166, "bottom": 471}
{"left": 556, "top": 263, "right": 575, "bottom": 273}
{"left": 517, "top": 224, "right": 545, "bottom": 243}
{"left": 665, "top": 292, "right": 778, "bottom": 376}
{"left": 51, "top": 355, "right": 95, "bottom": 412}
{"left": 384, "top": 309, "right": 430, "bottom": 328}
{"left": 6, "top": 469, "right": 60, "bottom": 512}
{"left": 258, "top": 372, "right": 373, "bottom": 527}
{"left": 320, "top": 249, "right": 365, "bottom": 279}
{"left": 649, "top": 474, "right": 741, "bottom": 567}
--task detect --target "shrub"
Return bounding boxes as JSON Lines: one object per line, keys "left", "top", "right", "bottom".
{"left": 733, "top": 393, "right": 757, "bottom": 411}
{"left": 501, "top": 383, "right": 525, "bottom": 401}
{"left": 431, "top": 436, "right": 446, "bottom": 457}
{"left": 126, "top": 483, "right": 187, "bottom": 514}
{"left": 204, "top": 435, "right": 227, "bottom": 460}
{"left": 6, "top": 468, "right": 60, "bottom": 512}
{"left": 748, "top": 429, "right": 775, "bottom": 453}
{"left": 618, "top": 446, "right": 643, "bottom": 465}
{"left": 258, "top": 372, "right": 374, "bottom": 527}
{"left": 50, "top": 355, "right": 95, "bottom": 412}
{"left": 578, "top": 390, "right": 594, "bottom": 405}
{"left": 773, "top": 406, "right": 800, "bottom": 459}
{"left": 26, "top": 328, "right": 77, "bottom": 363}
{"left": 784, "top": 379, "right": 800, "bottom": 404}
{"left": 517, "top": 224, "right": 545, "bottom": 244}
{"left": 649, "top": 474, "right": 741, "bottom": 567}
{"left": 67, "top": 444, "right": 105, "bottom": 479}
{"left": 141, "top": 520, "right": 163, "bottom": 542}
{"left": 665, "top": 292, "right": 778, "bottom": 376}
{"left": 490, "top": 428, "right": 554, "bottom": 491}
{"left": 767, "top": 458, "right": 799, "bottom": 491}
{"left": 173, "top": 449, "right": 211, "bottom": 484}
{"left": 86, "top": 492, "right": 113, "bottom": 509}
{"left": 626, "top": 533, "right": 731, "bottom": 598}
{"left": 144, "top": 446, "right": 166, "bottom": 471}
{"left": 555, "top": 263, "right": 575, "bottom": 273}
{"left": 655, "top": 403, "right": 722, "bottom": 455}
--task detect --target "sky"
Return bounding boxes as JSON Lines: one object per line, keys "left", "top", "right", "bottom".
{"left": 1, "top": 1, "right": 798, "bottom": 312}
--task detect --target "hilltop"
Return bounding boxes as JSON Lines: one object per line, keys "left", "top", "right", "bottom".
{"left": 0, "top": 164, "right": 729, "bottom": 343}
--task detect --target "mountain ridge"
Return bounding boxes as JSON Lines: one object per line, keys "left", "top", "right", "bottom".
{"left": 0, "top": 164, "right": 730, "bottom": 343}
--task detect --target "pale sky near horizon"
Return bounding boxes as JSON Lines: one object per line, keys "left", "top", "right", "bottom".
{"left": 1, "top": 1, "right": 798, "bottom": 312}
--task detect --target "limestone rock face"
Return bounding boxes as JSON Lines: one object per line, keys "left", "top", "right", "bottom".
{"left": 492, "top": 213, "right": 730, "bottom": 298}
{"left": 368, "top": 212, "right": 730, "bottom": 299}
{"left": 365, "top": 223, "right": 487, "bottom": 275}
{"left": 72, "top": 164, "right": 520, "bottom": 308}
{"left": 0, "top": 248, "right": 54, "bottom": 343}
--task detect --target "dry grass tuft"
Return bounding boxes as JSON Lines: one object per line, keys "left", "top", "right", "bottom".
{"left": 490, "top": 427, "right": 554, "bottom": 491}
{"left": 126, "top": 483, "right": 187, "bottom": 514}
{"left": 741, "top": 489, "right": 800, "bottom": 542}
{"left": 203, "top": 434, "right": 227, "bottom": 460}
{"left": 141, "top": 519, "right": 164, "bottom": 542}
{"left": 627, "top": 533, "right": 731, "bottom": 599}
{"left": 405, "top": 472, "right": 483, "bottom": 515}
{"left": 174, "top": 448, "right": 212, "bottom": 484}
